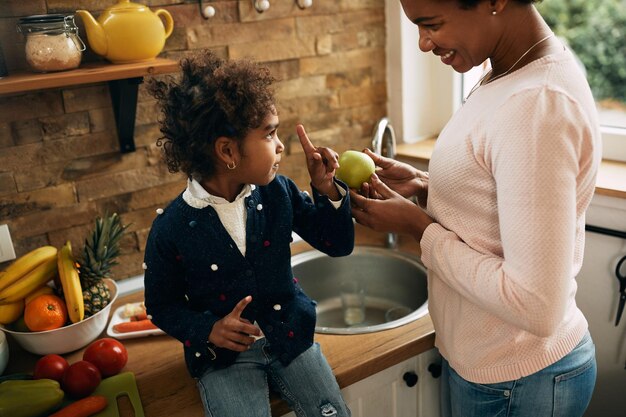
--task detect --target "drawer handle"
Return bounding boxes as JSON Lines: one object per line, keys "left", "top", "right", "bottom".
{"left": 428, "top": 363, "right": 442, "bottom": 378}
{"left": 403, "top": 371, "right": 418, "bottom": 387}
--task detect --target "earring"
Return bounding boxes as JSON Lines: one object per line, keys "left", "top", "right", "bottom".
{"left": 226, "top": 161, "right": 237, "bottom": 170}
{"left": 491, "top": 10, "right": 497, "bottom": 15}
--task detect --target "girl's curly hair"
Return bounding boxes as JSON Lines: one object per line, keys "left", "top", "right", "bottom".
{"left": 148, "top": 51, "right": 276, "bottom": 179}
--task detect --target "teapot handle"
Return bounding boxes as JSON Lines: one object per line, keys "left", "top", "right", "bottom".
{"left": 155, "top": 9, "right": 174, "bottom": 39}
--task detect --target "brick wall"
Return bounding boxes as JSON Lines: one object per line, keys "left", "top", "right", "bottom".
{"left": 0, "top": 0, "right": 387, "bottom": 280}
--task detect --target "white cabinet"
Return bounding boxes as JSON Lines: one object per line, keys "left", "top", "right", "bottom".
{"left": 576, "top": 194, "right": 626, "bottom": 417}
{"left": 281, "top": 348, "right": 441, "bottom": 417}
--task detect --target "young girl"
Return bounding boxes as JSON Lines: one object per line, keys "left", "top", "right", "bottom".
{"left": 143, "top": 51, "right": 353, "bottom": 417}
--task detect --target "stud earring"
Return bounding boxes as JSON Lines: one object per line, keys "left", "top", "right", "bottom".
{"left": 226, "top": 161, "right": 237, "bottom": 170}
{"left": 491, "top": 10, "right": 497, "bottom": 15}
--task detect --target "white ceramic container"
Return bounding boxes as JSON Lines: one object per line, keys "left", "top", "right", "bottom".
{"left": 0, "top": 279, "right": 118, "bottom": 355}
{"left": 0, "top": 330, "right": 8, "bottom": 374}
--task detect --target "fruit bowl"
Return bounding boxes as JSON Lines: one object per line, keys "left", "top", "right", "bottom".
{"left": 0, "top": 279, "right": 118, "bottom": 355}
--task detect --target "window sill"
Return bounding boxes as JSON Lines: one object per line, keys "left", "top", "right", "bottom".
{"left": 396, "top": 139, "right": 626, "bottom": 200}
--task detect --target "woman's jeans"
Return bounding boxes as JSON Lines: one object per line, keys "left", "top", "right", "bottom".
{"left": 197, "top": 339, "right": 350, "bottom": 417}
{"left": 440, "top": 331, "right": 596, "bottom": 417}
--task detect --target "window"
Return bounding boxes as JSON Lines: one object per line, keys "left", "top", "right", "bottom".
{"left": 537, "top": 0, "right": 626, "bottom": 161}
{"left": 387, "top": 1, "right": 626, "bottom": 162}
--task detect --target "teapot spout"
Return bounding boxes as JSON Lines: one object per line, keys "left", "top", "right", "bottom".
{"left": 75, "top": 10, "right": 107, "bottom": 57}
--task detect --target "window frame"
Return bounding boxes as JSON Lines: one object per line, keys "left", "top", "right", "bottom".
{"left": 385, "top": 1, "right": 626, "bottom": 162}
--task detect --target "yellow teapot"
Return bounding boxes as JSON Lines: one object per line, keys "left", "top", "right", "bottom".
{"left": 76, "top": 0, "right": 173, "bottom": 64}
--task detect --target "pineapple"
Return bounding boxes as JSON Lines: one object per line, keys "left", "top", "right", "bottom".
{"left": 78, "top": 213, "right": 129, "bottom": 317}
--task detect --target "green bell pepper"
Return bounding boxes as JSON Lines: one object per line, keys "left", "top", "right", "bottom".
{"left": 0, "top": 378, "right": 64, "bottom": 417}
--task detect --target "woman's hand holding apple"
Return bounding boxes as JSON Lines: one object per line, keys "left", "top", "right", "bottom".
{"left": 360, "top": 149, "right": 428, "bottom": 202}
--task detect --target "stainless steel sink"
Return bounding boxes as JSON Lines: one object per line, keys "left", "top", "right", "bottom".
{"left": 291, "top": 246, "right": 428, "bottom": 334}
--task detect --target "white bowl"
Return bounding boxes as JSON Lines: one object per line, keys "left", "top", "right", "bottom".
{"left": 0, "top": 279, "right": 118, "bottom": 355}
{"left": 0, "top": 330, "right": 8, "bottom": 374}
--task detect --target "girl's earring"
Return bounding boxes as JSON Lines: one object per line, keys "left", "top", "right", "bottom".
{"left": 491, "top": 10, "right": 497, "bottom": 15}
{"left": 226, "top": 161, "right": 237, "bottom": 170}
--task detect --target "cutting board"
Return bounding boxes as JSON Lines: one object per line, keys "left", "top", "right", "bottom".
{"left": 92, "top": 371, "right": 145, "bottom": 417}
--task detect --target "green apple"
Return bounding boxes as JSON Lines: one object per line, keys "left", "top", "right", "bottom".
{"left": 336, "top": 150, "right": 375, "bottom": 189}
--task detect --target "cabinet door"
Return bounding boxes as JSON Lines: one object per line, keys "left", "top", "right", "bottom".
{"left": 415, "top": 348, "right": 442, "bottom": 417}
{"left": 341, "top": 356, "right": 419, "bottom": 417}
{"left": 280, "top": 349, "right": 441, "bottom": 417}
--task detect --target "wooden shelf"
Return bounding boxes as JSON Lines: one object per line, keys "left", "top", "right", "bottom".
{"left": 0, "top": 58, "right": 179, "bottom": 95}
{"left": 0, "top": 58, "right": 179, "bottom": 152}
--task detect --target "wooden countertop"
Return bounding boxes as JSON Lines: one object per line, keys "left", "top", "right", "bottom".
{"left": 4, "top": 226, "right": 435, "bottom": 417}
{"left": 397, "top": 139, "right": 626, "bottom": 199}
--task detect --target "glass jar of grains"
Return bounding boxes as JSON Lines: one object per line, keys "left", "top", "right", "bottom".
{"left": 17, "top": 14, "right": 85, "bottom": 73}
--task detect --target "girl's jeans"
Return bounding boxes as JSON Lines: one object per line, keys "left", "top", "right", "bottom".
{"left": 440, "top": 331, "right": 596, "bottom": 417}
{"left": 197, "top": 339, "right": 351, "bottom": 417}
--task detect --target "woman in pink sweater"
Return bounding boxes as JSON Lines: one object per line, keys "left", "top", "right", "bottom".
{"left": 351, "top": 1, "right": 600, "bottom": 416}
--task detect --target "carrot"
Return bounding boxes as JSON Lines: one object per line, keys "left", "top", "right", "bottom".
{"left": 113, "top": 318, "right": 158, "bottom": 333}
{"left": 49, "top": 395, "right": 107, "bottom": 417}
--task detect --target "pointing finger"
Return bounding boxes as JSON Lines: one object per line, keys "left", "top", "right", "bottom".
{"left": 230, "top": 295, "right": 252, "bottom": 319}
{"left": 296, "top": 124, "right": 317, "bottom": 155}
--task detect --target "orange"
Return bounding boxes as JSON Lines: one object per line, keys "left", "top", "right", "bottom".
{"left": 24, "top": 294, "right": 68, "bottom": 332}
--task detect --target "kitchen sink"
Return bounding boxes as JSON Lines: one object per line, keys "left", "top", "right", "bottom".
{"left": 291, "top": 246, "right": 428, "bottom": 334}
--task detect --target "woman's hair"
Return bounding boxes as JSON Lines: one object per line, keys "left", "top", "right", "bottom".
{"left": 148, "top": 51, "right": 276, "bottom": 178}
{"left": 456, "top": 0, "right": 540, "bottom": 8}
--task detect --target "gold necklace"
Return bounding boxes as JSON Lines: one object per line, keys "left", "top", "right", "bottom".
{"left": 464, "top": 34, "right": 554, "bottom": 103}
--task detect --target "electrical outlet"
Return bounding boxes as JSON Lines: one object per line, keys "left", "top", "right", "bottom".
{"left": 0, "top": 224, "right": 16, "bottom": 263}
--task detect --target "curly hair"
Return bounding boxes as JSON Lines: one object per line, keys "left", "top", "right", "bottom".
{"left": 148, "top": 51, "right": 276, "bottom": 179}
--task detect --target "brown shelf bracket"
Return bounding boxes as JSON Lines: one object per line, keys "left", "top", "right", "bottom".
{"left": 108, "top": 77, "right": 143, "bottom": 153}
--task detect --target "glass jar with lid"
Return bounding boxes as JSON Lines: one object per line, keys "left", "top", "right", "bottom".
{"left": 17, "top": 14, "right": 86, "bottom": 73}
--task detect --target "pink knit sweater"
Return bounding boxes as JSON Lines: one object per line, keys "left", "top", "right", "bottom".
{"left": 420, "top": 48, "right": 602, "bottom": 384}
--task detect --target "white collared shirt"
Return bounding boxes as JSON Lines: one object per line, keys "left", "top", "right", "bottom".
{"left": 183, "top": 178, "right": 253, "bottom": 256}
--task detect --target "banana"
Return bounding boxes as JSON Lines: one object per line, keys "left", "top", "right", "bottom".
{"left": 0, "top": 299, "right": 24, "bottom": 324}
{"left": 24, "top": 285, "right": 55, "bottom": 305}
{"left": 57, "top": 241, "right": 84, "bottom": 323}
{"left": 0, "top": 257, "right": 58, "bottom": 304}
{"left": 0, "top": 246, "right": 57, "bottom": 292}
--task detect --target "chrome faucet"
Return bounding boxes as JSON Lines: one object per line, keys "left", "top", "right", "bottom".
{"left": 371, "top": 117, "right": 398, "bottom": 250}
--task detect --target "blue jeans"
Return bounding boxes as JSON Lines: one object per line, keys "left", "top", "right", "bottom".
{"left": 197, "top": 339, "right": 350, "bottom": 417}
{"left": 440, "top": 332, "right": 596, "bottom": 417}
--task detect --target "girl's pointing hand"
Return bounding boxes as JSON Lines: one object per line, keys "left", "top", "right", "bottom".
{"left": 297, "top": 124, "right": 340, "bottom": 199}
{"left": 209, "top": 296, "right": 261, "bottom": 352}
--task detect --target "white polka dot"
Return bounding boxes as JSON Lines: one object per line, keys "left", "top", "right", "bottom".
{"left": 251, "top": 185, "right": 256, "bottom": 190}
{"left": 211, "top": 264, "right": 218, "bottom": 271}
{"left": 256, "top": 204, "right": 263, "bottom": 211}
{"left": 195, "top": 352, "right": 201, "bottom": 357}
{"left": 156, "top": 208, "right": 164, "bottom": 215}
{"left": 184, "top": 294, "right": 189, "bottom": 301}
{"left": 142, "top": 262, "right": 147, "bottom": 270}
{"left": 273, "top": 304, "right": 281, "bottom": 311}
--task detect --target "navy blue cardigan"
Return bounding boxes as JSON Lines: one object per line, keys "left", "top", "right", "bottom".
{"left": 143, "top": 175, "right": 354, "bottom": 378}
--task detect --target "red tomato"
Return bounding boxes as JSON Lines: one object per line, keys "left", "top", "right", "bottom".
{"left": 62, "top": 360, "right": 102, "bottom": 398}
{"left": 33, "top": 354, "right": 69, "bottom": 382}
{"left": 83, "top": 337, "right": 128, "bottom": 377}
